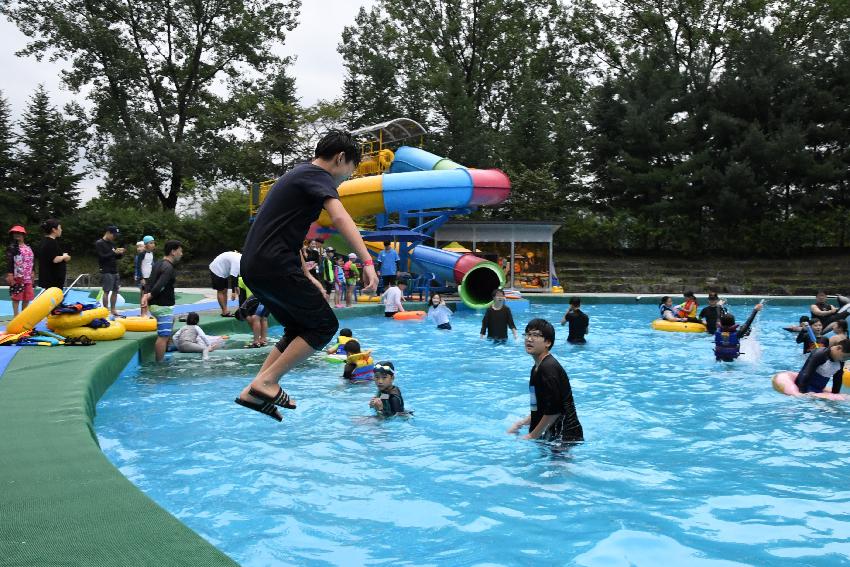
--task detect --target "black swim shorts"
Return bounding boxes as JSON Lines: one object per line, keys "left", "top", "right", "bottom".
{"left": 243, "top": 270, "right": 338, "bottom": 351}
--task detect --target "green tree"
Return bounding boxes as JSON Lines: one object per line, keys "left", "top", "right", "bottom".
{"left": 0, "top": 91, "right": 22, "bottom": 229}
{"left": 13, "top": 86, "right": 83, "bottom": 221}
{"left": 2, "top": 0, "right": 301, "bottom": 210}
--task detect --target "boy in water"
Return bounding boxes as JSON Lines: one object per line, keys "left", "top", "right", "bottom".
{"left": 507, "top": 319, "right": 583, "bottom": 443}
{"left": 794, "top": 339, "right": 850, "bottom": 394}
{"left": 235, "top": 131, "right": 378, "bottom": 422}
{"left": 699, "top": 292, "right": 726, "bottom": 333}
{"left": 369, "top": 361, "right": 405, "bottom": 417}
{"left": 480, "top": 288, "right": 518, "bottom": 343}
{"left": 713, "top": 303, "right": 763, "bottom": 362}
{"left": 797, "top": 319, "right": 829, "bottom": 354}
{"left": 560, "top": 297, "right": 589, "bottom": 344}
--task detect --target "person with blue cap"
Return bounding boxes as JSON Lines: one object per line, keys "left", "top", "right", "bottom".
{"left": 135, "top": 235, "right": 156, "bottom": 317}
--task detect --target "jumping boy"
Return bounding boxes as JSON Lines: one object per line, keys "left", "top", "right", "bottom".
{"left": 235, "top": 130, "right": 378, "bottom": 422}
{"left": 507, "top": 319, "right": 583, "bottom": 443}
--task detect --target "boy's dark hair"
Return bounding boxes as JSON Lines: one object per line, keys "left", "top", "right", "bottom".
{"left": 660, "top": 296, "right": 670, "bottom": 304}
{"left": 816, "top": 290, "right": 827, "bottom": 296}
{"left": 383, "top": 241, "right": 391, "bottom": 247}
{"left": 812, "top": 318, "right": 824, "bottom": 327}
{"left": 720, "top": 313, "right": 735, "bottom": 327}
{"left": 799, "top": 315, "right": 810, "bottom": 323}
{"left": 186, "top": 312, "right": 200, "bottom": 325}
{"left": 41, "top": 218, "right": 60, "bottom": 234}
{"left": 684, "top": 291, "right": 695, "bottom": 299}
{"left": 525, "top": 318, "right": 555, "bottom": 349}
{"left": 343, "top": 339, "right": 361, "bottom": 354}
{"left": 492, "top": 288, "right": 505, "bottom": 298}
{"left": 835, "top": 338, "right": 850, "bottom": 352}
{"left": 834, "top": 320, "right": 848, "bottom": 333}
{"left": 569, "top": 297, "right": 581, "bottom": 307}
{"left": 315, "top": 130, "right": 360, "bottom": 165}
{"left": 339, "top": 328, "right": 352, "bottom": 337}
{"left": 708, "top": 292, "right": 719, "bottom": 301}
{"left": 164, "top": 240, "right": 182, "bottom": 256}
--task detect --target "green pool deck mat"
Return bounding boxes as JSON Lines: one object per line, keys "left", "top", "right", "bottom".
{"left": 0, "top": 305, "right": 391, "bottom": 566}
{"left": 0, "top": 331, "right": 238, "bottom": 566}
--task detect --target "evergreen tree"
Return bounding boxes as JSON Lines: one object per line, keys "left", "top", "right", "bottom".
{"left": 14, "top": 86, "right": 83, "bottom": 220}
{"left": 0, "top": 91, "right": 24, "bottom": 229}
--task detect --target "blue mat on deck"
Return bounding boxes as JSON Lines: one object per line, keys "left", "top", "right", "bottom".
{"left": 0, "top": 345, "right": 21, "bottom": 380}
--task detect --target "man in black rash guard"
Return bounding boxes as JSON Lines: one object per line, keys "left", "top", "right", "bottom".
{"left": 794, "top": 339, "right": 850, "bottom": 394}
{"left": 508, "top": 318, "right": 584, "bottom": 443}
{"left": 235, "top": 131, "right": 378, "bottom": 422}
{"left": 141, "top": 240, "right": 183, "bottom": 362}
{"left": 810, "top": 290, "right": 850, "bottom": 330}
{"left": 699, "top": 292, "right": 727, "bottom": 333}
{"left": 560, "top": 297, "right": 589, "bottom": 344}
{"left": 480, "top": 289, "right": 518, "bottom": 343}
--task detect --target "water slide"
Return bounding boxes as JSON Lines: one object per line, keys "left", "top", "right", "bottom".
{"left": 319, "top": 146, "right": 510, "bottom": 308}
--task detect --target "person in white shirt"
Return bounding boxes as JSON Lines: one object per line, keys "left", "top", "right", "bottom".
{"left": 139, "top": 235, "right": 156, "bottom": 317}
{"left": 427, "top": 293, "right": 453, "bottom": 330}
{"left": 381, "top": 280, "right": 405, "bottom": 318}
{"left": 209, "top": 250, "right": 241, "bottom": 316}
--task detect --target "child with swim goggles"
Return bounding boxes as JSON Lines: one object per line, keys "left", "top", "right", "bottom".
{"left": 369, "top": 361, "right": 405, "bottom": 417}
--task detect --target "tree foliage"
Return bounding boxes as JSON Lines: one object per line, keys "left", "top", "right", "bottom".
{"left": 2, "top": 0, "right": 301, "bottom": 210}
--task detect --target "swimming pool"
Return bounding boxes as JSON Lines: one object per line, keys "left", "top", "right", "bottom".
{"left": 96, "top": 303, "right": 850, "bottom": 566}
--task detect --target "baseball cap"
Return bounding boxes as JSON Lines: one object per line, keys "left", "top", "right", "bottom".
{"left": 142, "top": 235, "right": 155, "bottom": 244}
{"left": 136, "top": 241, "right": 144, "bottom": 247}
{"left": 8, "top": 225, "right": 26, "bottom": 234}
{"left": 348, "top": 253, "right": 357, "bottom": 259}
{"left": 105, "top": 225, "right": 120, "bottom": 234}
{"left": 326, "top": 246, "right": 335, "bottom": 252}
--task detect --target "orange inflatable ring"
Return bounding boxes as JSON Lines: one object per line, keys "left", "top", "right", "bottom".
{"left": 393, "top": 311, "right": 425, "bottom": 321}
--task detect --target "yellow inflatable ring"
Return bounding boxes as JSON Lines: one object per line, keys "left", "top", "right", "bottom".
{"left": 650, "top": 319, "right": 707, "bottom": 333}
{"left": 393, "top": 311, "right": 426, "bottom": 320}
{"left": 61, "top": 321, "right": 126, "bottom": 341}
{"left": 843, "top": 368, "right": 850, "bottom": 390}
{"left": 6, "top": 287, "right": 64, "bottom": 333}
{"left": 47, "top": 307, "right": 110, "bottom": 330}
{"left": 121, "top": 316, "right": 157, "bottom": 332}
{"left": 357, "top": 295, "right": 381, "bottom": 303}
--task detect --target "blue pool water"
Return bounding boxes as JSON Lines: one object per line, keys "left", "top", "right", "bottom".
{"left": 96, "top": 303, "right": 850, "bottom": 566}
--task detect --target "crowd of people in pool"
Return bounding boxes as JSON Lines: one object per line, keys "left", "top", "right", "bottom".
{"left": 6, "top": 130, "right": 848, "bottom": 444}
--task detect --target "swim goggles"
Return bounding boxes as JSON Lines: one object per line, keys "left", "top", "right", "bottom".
{"left": 374, "top": 363, "right": 395, "bottom": 375}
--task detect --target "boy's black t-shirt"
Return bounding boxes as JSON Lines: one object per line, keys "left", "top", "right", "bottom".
{"left": 480, "top": 305, "right": 516, "bottom": 339}
{"left": 529, "top": 355, "right": 583, "bottom": 442}
{"left": 147, "top": 259, "right": 177, "bottom": 306}
{"left": 242, "top": 164, "right": 339, "bottom": 277}
{"left": 699, "top": 305, "right": 726, "bottom": 333}
{"left": 564, "top": 310, "right": 589, "bottom": 342}
{"left": 37, "top": 237, "right": 66, "bottom": 288}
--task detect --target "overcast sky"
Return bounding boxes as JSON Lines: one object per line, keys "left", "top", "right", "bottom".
{"left": 0, "top": 0, "right": 375, "bottom": 202}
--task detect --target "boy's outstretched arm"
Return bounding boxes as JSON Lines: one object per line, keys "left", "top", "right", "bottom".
{"left": 325, "top": 198, "right": 377, "bottom": 293}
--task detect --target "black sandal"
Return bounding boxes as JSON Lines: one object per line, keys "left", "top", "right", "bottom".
{"left": 248, "top": 386, "right": 297, "bottom": 410}
{"left": 234, "top": 397, "right": 282, "bottom": 422}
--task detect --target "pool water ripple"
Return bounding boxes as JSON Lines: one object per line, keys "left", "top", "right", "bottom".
{"left": 96, "top": 303, "right": 850, "bottom": 566}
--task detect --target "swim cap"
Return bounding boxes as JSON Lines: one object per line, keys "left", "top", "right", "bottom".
{"left": 142, "top": 235, "right": 155, "bottom": 244}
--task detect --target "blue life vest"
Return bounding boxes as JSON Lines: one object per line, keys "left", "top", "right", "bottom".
{"left": 659, "top": 304, "right": 675, "bottom": 318}
{"left": 714, "top": 326, "right": 740, "bottom": 360}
